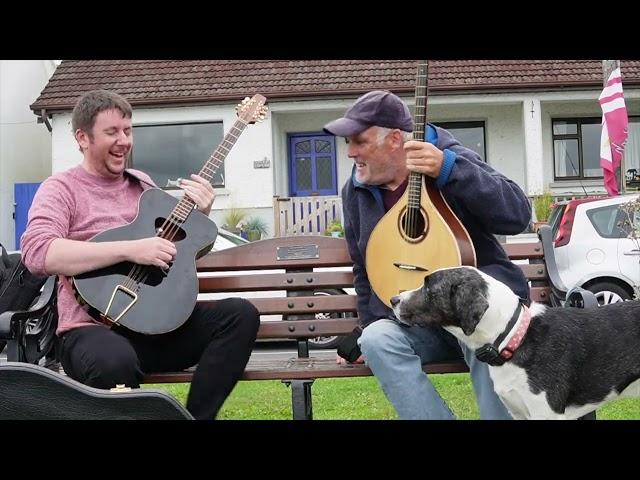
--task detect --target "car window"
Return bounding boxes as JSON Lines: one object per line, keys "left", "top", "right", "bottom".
{"left": 586, "top": 205, "right": 626, "bottom": 238}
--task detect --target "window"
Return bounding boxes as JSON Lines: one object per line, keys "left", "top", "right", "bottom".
{"left": 131, "top": 122, "right": 224, "bottom": 188}
{"left": 434, "top": 121, "right": 486, "bottom": 161}
{"left": 553, "top": 117, "right": 640, "bottom": 181}
{"left": 586, "top": 205, "right": 626, "bottom": 238}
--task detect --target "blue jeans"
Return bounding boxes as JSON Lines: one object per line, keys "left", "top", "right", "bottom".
{"left": 358, "top": 318, "right": 512, "bottom": 420}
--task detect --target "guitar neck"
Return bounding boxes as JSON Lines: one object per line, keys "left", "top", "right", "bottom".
{"left": 408, "top": 60, "right": 430, "bottom": 204}
{"left": 170, "top": 116, "right": 249, "bottom": 222}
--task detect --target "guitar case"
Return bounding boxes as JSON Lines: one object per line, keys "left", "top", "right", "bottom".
{"left": 0, "top": 362, "right": 193, "bottom": 420}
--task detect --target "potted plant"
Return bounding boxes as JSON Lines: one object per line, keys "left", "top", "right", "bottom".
{"left": 222, "top": 207, "right": 248, "bottom": 235}
{"left": 325, "top": 220, "right": 344, "bottom": 238}
{"left": 244, "top": 216, "right": 269, "bottom": 241}
{"left": 532, "top": 191, "right": 554, "bottom": 232}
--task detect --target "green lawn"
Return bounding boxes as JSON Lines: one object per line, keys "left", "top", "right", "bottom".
{"left": 147, "top": 373, "right": 640, "bottom": 420}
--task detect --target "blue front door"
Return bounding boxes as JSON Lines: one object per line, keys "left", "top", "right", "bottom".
{"left": 288, "top": 133, "right": 337, "bottom": 196}
{"left": 14, "top": 182, "right": 41, "bottom": 249}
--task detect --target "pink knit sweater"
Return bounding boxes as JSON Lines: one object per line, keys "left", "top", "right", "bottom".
{"left": 21, "top": 165, "right": 154, "bottom": 335}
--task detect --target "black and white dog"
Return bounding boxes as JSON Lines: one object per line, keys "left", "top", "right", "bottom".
{"left": 391, "top": 266, "right": 640, "bottom": 420}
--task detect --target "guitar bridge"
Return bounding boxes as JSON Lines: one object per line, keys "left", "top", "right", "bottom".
{"left": 105, "top": 284, "right": 138, "bottom": 324}
{"left": 393, "top": 262, "right": 428, "bottom": 272}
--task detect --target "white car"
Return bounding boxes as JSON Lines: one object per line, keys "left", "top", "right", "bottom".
{"left": 550, "top": 193, "right": 640, "bottom": 305}
{"left": 211, "top": 227, "right": 250, "bottom": 251}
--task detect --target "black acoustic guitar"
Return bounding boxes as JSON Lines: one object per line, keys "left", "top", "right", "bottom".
{"left": 73, "top": 94, "right": 268, "bottom": 335}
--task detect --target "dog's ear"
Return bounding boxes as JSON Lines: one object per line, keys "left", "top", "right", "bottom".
{"left": 451, "top": 281, "right": 489, "bottom": 336}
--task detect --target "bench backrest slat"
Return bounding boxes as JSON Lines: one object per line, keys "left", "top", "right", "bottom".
{"left": 196, "top": 236, "right": 352, "bottom": 271}
{"left": 198, "top": 271, "right": 354, "bottom": 293}
{"left": 502, "top": 242, "right": 544, "bottom": 260}
{"left": 202, "top": 294, "right": 358, "bottom": 315}
{"left": 258, "top": 318, "right": 358, "bottom": 338}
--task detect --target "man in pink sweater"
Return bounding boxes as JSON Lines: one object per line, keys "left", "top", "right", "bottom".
{"left": 21, "top": 90, "right": 260, "bottom": 420}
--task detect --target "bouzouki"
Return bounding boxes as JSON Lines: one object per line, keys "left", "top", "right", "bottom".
{"left": 73, "top": 94, "right": 268, "bottom": 335}
{"left": 365, "top": 61, "right": 476, "bottom": 307}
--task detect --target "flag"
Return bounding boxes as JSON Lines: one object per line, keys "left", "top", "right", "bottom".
{"left": 599, "top": 66, "right": 629, "bottom": 196}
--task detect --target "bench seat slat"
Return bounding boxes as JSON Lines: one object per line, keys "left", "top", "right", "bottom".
{"left": 142, "top": 358, "right": 469, "bottom": 383}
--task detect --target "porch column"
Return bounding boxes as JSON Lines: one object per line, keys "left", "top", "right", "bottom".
{"left": 522, "top": 98, "right": 544, "bottom": 196}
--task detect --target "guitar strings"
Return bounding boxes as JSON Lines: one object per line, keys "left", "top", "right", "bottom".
{"left": 122, "top": 120, "right": 247, "bottom": 292}
{"left": 406, "top": 63, "right": 428, "bottom": 240}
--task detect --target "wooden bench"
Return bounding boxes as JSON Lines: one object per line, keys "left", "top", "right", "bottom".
{"left": 0, "top": 225, "right": 595, "bottom": 419}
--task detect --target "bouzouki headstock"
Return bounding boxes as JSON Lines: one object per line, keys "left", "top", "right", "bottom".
{"left": 235, "top": 94, "right": 268, "bottom": 124}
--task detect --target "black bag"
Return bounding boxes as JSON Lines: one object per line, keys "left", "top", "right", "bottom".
{"left": 0, "top": 243, "right": 48, "bottom": 352}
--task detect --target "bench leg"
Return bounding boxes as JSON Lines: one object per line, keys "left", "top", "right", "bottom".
{"left": 283, "top": 379, "right": 314, "bottom": 420}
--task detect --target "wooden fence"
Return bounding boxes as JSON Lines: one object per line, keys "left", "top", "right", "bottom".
{"left": 273, "top": 195, "right": 343, "bottom": 237}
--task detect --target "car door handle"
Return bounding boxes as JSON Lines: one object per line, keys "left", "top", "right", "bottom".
{"left": 623, "top": 249, "right": 640, "bottom": 256}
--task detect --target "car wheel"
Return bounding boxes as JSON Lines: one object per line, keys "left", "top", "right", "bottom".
{"left": 586, "top": 281, "right": 632, "bottom": 306}
{"left": 307, "top": 289, "right": 353, "bottom": 349}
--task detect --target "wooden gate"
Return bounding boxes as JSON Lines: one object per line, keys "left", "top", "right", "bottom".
{"left": 273, "top": 195, "right": 343, "bottom": 236}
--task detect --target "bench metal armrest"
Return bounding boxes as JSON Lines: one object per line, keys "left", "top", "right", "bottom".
{"left": 0, "top": 276, "right": 58, "bottom": 339}
{"left": 0, "top": 276, "right": 59, "bottom": 364}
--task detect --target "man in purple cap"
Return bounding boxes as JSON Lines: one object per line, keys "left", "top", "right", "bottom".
{"left": 324, "top": 90, "right": 531, "bottom": 419}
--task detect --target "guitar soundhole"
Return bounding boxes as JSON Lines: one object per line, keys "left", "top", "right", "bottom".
{"left": 154, "top": 217, "right": 186, "bottom": 242}
{"left": 399, "top": 207, "right": 427, "bottom": 242}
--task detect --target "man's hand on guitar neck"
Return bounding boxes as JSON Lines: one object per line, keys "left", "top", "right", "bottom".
{"left": 178, "top": 174, "right": 216, "bottom": 216}
{"left": 404, "top": 140, "right": 444, "bottom": 178}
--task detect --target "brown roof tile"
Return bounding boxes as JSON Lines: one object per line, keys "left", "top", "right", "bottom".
{"left": 30, "top": 60, "right": 640, "bottom": 112}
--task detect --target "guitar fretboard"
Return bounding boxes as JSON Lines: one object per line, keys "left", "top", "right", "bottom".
{"left": 408, "top": 60, "right": 429, "bottom": 208}
{"left": 169, "top": 117, "right": 249, "bottom": 223}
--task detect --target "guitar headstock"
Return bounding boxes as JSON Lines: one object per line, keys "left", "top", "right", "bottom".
{"left": 235, "top": 94, "right": 268, "bottom": 124}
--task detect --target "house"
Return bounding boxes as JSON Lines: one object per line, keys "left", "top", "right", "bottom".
{"left": 0, "top": 60, "right": 59, "bottom": 249}
{"left": 25, "top": 60, "right": 640, "bottom": 239}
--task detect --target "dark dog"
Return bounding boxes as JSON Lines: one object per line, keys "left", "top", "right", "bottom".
{"left": 391, "top": 266, "right": 640, "bottom": 419}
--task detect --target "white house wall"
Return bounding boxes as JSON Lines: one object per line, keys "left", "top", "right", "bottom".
{"left": 0, "top": 60, "right": 57, "bottom": 249}
{"left": 44, "top": 88, "right": 640, "bottom": 240}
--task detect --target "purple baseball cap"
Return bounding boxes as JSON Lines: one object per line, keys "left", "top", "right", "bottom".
{"left": 323, "top": 90, "right": 414, "bottom": 137}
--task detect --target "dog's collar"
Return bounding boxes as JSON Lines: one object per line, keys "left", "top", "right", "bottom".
{"left": 475, "top": 302, "right": 532, "bottom": 366}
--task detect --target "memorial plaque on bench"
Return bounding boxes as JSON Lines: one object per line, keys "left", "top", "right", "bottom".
{"left": 276, "top": 244, "right": 320, "bottom": 261}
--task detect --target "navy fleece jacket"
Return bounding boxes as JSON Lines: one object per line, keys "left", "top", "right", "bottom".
{"left": 342, "top": 124, "right": 532, "bottom": 328}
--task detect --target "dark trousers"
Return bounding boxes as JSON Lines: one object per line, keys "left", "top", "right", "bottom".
{"left": 59, "top": 298, "right": 260, "bottom": 420}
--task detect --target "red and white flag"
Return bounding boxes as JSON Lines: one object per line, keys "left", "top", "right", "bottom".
{"left": 599, "top": 67, "right": 629, "bottom": 196}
